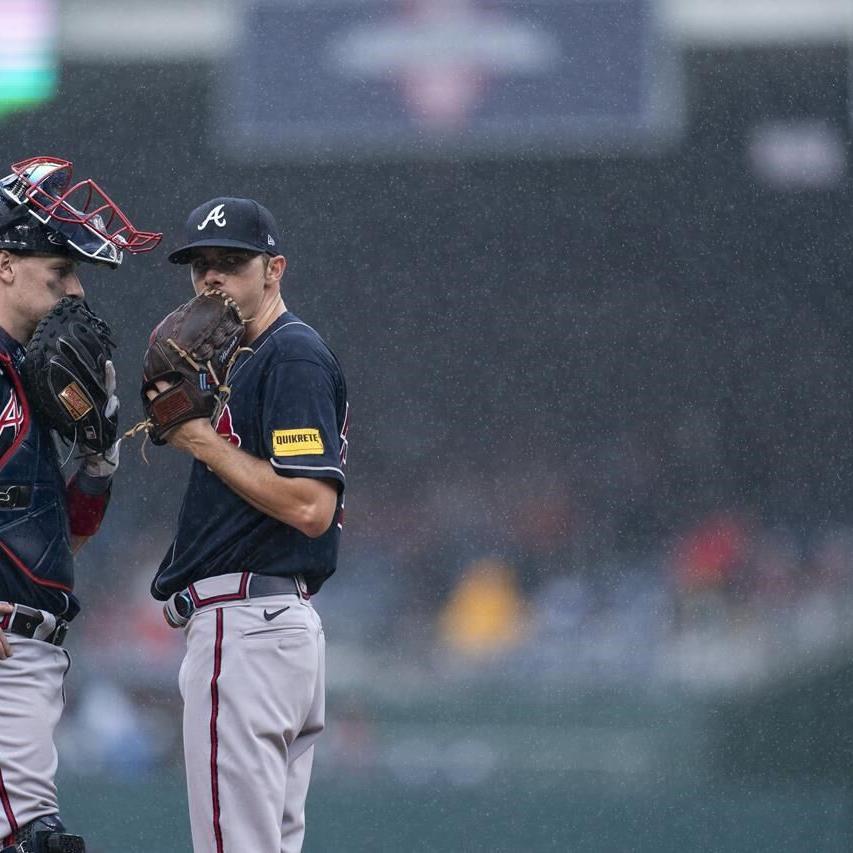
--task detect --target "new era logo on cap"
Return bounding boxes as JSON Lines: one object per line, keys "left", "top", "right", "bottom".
{"left": 168, "top": 197, "right": 283, "bottom": 264}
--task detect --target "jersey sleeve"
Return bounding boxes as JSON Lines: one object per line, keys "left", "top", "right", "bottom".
{"left": 261, "top": 359, "right": 345, "bottom": 489}
{"left": 66, "top": 471, "right": 111, "bottom": 536}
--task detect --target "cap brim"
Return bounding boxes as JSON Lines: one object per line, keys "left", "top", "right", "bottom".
{"left": 167, "top": 238, "right": 266, "bottom": 264}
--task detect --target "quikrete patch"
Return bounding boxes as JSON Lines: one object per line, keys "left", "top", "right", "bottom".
{"left": 272, "top": 428, "right": 324, "bottom": 456}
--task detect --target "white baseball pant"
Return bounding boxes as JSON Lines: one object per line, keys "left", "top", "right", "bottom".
{"left": 178, "top": 584, "right": 325, "bottom": 853}
{"left": 0, "top": 634, "right": 69, "bottom": 844}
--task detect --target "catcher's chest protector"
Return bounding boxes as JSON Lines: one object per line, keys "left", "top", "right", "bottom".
{"left": 0, "top": 350, "right": 73, "bottom": 595}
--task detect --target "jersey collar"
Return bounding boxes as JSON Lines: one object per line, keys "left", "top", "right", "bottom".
{"left": 0, "top": 325, "right": 26, "bottom": 369}
{"left": 246, "top": 310, "right": 293, "bottom": 353}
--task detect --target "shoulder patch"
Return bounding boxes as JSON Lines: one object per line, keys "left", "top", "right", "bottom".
{"left": 272, "top": 428, "right": 324, "bottom": 456}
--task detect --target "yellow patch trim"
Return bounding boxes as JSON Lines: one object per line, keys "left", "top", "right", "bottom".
{"left": 272, "top": 428, "right": 324, "bottom": 457}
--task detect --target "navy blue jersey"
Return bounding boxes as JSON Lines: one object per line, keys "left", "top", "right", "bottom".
{"left": 152, "top": 311, "right": 349, "bottom": 599}
{"left": 0, "top": 327, "right": 78, "bottom": 619}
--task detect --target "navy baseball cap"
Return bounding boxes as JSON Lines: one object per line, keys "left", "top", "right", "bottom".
{"left": 168, "top": 197, "right": 282, "bottom": 264}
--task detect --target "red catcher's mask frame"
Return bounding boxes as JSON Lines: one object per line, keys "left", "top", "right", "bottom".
{"left": 2, "top": 156, "right": 162, "bottom": 266}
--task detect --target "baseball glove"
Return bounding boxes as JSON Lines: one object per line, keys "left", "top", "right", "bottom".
{"left": 21, "top": 297, "right": 118, "bottom": 454}
{"left": 136, "top": 288, "right": 246, "bottom": 445}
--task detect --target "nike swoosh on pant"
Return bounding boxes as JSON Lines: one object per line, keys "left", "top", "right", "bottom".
{"left": 263, "top": 606, "right": 290, "bottom": 621}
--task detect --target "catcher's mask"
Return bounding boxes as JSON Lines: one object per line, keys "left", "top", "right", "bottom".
{"left": 0, "top": 155, "right": 162, "bottom": 268}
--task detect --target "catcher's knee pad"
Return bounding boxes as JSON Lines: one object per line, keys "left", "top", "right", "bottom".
{"left": 3, "top": 815, "right": 86, "bottom": 853}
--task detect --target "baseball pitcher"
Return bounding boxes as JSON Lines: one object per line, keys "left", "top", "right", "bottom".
{"left": 142, "top": 197, "right": 349, "bottom": 853}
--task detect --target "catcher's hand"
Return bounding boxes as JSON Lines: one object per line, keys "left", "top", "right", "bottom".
{"left": 137, "top": 288, "right": 246, "bottom": 445}
{"left": 0, "top": 601, "right": 12, "bottom": 659}
{"left": 21, "top": 297, "right": 118, "bottom": 455}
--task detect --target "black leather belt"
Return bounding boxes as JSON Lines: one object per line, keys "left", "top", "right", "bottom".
{"left": 2, "top": 605, "right": 68, "bottom": 646}
{"left": 249, "top": 574, "right": 307, "bottom": 599}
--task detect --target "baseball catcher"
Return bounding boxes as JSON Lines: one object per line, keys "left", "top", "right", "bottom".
{"left": 129, "top": 288, "right": 247, "bottom": 445}
{"left": 0, "top": 155, "right": 160, "bottom": 853}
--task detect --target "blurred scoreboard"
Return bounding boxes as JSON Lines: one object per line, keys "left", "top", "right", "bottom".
{"left": 219, "top": 0, "right": 682, "bottom": 161}
{"left": 0, "top": 0, "right": 57, "bottom": 118}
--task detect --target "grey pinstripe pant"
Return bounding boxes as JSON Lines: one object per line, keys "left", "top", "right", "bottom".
{"left": 178, "top": 592, "right": 325, "bottom": 853}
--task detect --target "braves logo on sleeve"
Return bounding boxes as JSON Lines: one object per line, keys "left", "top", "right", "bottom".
{"left": 339, "top": 401, "right": 350, "bottom": 467}
{"left": 336, "top": 402, "right": 351, "bottom": 530}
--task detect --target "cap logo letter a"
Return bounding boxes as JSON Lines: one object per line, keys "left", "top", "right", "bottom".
{"left": 198, "top": 204, "right": 227, "bottom": 230}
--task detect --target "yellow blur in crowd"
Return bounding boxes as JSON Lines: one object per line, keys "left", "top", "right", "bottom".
{"left": 438, "top": 558, "right": 527, "bottom": 658}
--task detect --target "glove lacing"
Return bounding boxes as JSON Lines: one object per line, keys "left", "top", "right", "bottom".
{"left": 123, "top": 342, "right": 252, "bottom": 461}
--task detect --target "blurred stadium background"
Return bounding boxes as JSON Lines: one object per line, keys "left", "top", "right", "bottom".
{"left": 3, "top": 0, "right": 853, "bottom": 850}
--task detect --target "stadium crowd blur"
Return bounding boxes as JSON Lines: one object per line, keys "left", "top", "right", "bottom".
{"left": 13, "top": 44, "right": 847, "bottom": 779}
{"left": 73, "top": 231, "right": 853, "bottom": 717}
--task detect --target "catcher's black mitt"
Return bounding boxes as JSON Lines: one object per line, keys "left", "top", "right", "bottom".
{"left": 137, "top": 288, "right": 246, "bottom": 445}
{"left": 21, "top": 297, "right": 117, "bottom": 454}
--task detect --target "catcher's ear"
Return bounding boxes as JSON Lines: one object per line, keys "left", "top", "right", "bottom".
{"left": 0, "top": 250, "right": 14, "bottom": 283}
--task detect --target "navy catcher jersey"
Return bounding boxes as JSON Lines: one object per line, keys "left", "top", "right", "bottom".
{"left": 152, "top": 311, "right": 349, "bottom": 599}
{"left": 0, "top": 327, "right": 78, "bottom": 619}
